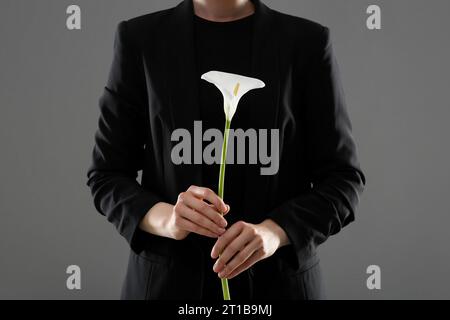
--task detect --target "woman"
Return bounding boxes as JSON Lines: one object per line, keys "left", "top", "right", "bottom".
{"left": 87, "top": 0, "right": 365, "bottom": 300}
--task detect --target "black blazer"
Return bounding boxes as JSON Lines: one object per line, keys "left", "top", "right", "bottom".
{"left": 87, "top": 0, "right": 365, "bottom": 300}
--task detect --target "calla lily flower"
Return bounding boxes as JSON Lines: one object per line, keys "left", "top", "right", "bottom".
{"left": 201, "top": 70, "right": 265, "bottom": 301}
{"left": 201, "top": 70, "right": 265, "bottom": 121}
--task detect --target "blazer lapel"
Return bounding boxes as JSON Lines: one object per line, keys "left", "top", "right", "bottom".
{"left": 244, "top": 0, "right": 281, "bottom": 221}
{"left": 164, "top": 0, "right": 203, "bottom": 191}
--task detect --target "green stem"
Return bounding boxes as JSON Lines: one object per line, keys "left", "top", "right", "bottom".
{"left": 221, "top": 276, "right": 231, "bottom": 301}
{"left": 218, "top": 118, "right": 231, "bottom": 301}
{"left": 218, "top": 119, "right": 230, "bottom": 199}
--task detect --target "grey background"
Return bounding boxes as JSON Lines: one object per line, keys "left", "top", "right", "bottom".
{"left": 1, "top": 0, "right": 449, "bottom": 300}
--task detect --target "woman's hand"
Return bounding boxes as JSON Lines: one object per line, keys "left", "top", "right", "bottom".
{"left": 140, "top": 185, "right": 229, "bottom": 240}
{"left": 211, "top": 219, "right": 290, "bottom": 279}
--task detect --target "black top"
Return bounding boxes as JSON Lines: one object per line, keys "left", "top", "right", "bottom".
{"left": 193, "top": 13, "right": 255, "bottom": 300}
{"left": 194, "top": 13, "right": 254, "bottom": 227}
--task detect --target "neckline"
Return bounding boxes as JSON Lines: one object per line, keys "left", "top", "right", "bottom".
{"left": 194, "top": 13, "right": 255, "bottom": 26}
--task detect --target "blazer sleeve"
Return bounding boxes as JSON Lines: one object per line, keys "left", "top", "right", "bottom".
{"left": 267, "top": 26, "right": 366, "bottom": 268}
{"left": 87, "top": 21, "right": 164, "bottom": 254}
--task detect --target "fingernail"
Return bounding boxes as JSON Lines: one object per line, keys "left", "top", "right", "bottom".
{"left": 220, "top": 220, "right": 227, "bottom": 227}
{"left": 225, "top": 205, "right": 230, "bottom": 212}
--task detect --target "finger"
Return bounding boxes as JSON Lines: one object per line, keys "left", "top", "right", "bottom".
{"left": 225, "top": 249, "right": 264, "bottom": 279}
{"left": 211, "top": 221, "right": 245, "bottom": 259}
{"left": 207, "top": 203, "right": 230, "bottom": 217}
{"left": 178, "top": 203, "right": 226, "bottom": 235}
{"left": 218, "top": 204, "right": 231, "bottom": 216}
{"left": 182, "top": 195, "right": 227, "bottom": 228}
{"left": 213, "top": 228, "right": 254, "bottom": 273}
{"left": 177, "top": 217, "right": 219, "bottom": 238}
{"left": 216, "top": 238, "right": 261, "bottom": 277}
{"left": 188, "top": 185, "right": 228, "bottom": 213}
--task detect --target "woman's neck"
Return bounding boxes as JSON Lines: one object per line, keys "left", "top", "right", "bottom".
{"left": 193, "top": 0, "right": 255, "bottom": 22}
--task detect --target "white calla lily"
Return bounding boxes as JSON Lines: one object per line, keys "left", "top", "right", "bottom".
{"left": 200, "top": 70, "right": 265, "bottom": 301}
{"left": 201, "top": 70, "right": 265, "bottom": 121}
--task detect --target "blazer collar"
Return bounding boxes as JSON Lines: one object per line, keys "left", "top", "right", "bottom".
{"left": 164, "top": 0, "right": 280, "bottom": 212}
